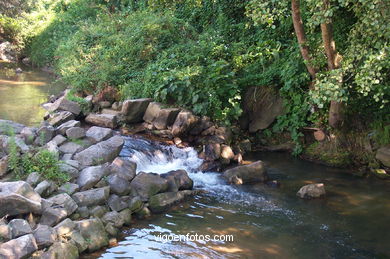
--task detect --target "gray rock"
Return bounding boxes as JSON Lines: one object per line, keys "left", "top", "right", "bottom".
{"left": 58, "top": 141, "right": 85, "bottom": 154}
{"left": 134, "top": 206, "right": 151, "bottom": 219}
{"left": 69, "top": 230, "right": 88, "bottom": 253}
{"left": 74, "top": 136, "right": 124, "bottom": 166}
{"left": 223, "top": 161, "right": 268, "bottom": 184}
{"left": 0, "top": 181, "right": 42, "bottom": 217}
{"left": 144, "top": 102, "right": 180, "bottom": 130}
{"left": 0, "top": 156, "right": 8, "bottom": 177}
{"left": 77, "top": 206, "right": 90, "bottom": 218}
{"left": 63, "top": 159, "right": 80, "bottom": 169}
{"left": 221, "top": 145, "right": 235, "bottom": 160}
{"left": 297, "top": 183, "right": 326, "bottom": 199}
{"left": 59, "top": 163, "right": 79, "bottom": 180}
{"left": 105, "top": 223, "right": 119, "bottom": 237}
{"left": 149, "top": 190, "right": 197, "bottom": 213}
{"left": 47, "top": 193, "right": 78, "bottom": 216}
{"left": 121, "top": 98, "right": 153, "bottom": 123}
{"left": 85, "top": 126, "right": 113, "bottom": 143}
{"left": 204, "top": 143, "right": 221, "bottom": 161}
{"left": 72, "top": 186, "right": 110, "bottom": 207}
{"left": 143, "top": 102, "right": 163, "bottom": 123}
{"left": 376, "top": 145, "right": 390, "bottom": 167}
{"left": 161, "top": 170, "right": 193, "bottom": 192}
{"left": 171, "top": 110, "right": 198, "bottom": 136}
{"left": 9, "top": 219, "right": 32, "bottom": 238}
{"left": 85, "top": 113, "right": 117, "bottom": 129}
{"left": 42, "top": 241, "right": 79, "bottom": 259}
{"left": 50, "top": 134, "right": 67, "bottom": 146}
{"left": 0, "top": 223, "right": 11, "bottom": 241}
{"left": 58, "top": 183, "right": 79, "bottom": 195}
{"left": 108, "top": 194, "right": 128, "bottom": 212}
{"left": 33, "top": 224, "right": 57, "bottom": 248}
{"left": 119, "top": 209, "right": 132, "bottom": 226}
{"left": 90, "top": 206, "right": 109, "bottom": 218}
{"left": 109, "top": 157, "right": 137, "bottom": 181}
{"left": 66, "top": 127, "right": 86, "bottom": 139}
{"left": 128, "top": 196, "right": 143, "bottom": 213}
{"left": 107, "top": 173, "right": 131, "bottom": 195}
{"left": 48, "top": 111, "right": 75, "bottom": 127}
{"left": 40, "top": 207, "right": 68, "bottom": 227}
{"left": 56, "top": 120, "right": 81, "bottom": 135}
{"left": 26, "top": 172, "right": 41, "bottom": 187}
{"left": 35, "top": 180, "right": 57, "bottom": 197}
{"left": 20, "top": 127, "right": 36, "bottom": 145}
{"left": 54, "top": 218, "right": 75, "bottom": 236}
{"left": 189, "top": 116, "right": 213, "bottom": 135}
{"left": 0, "top": 119, "right": 25, "bottom": 135}
{"left": 77, "top": 165, "right": 108, "bottom": 191}
{"left": 130, "top": 172, "right": 169, "bottom": 201}
{"left": 49, "top": 96, "right": 81, "bottom": 115}
{"left": 76, "top": 218, "right": 109, "bottom": 252}
{"left": 0, "top": 234, "right": 38, "bottom": 259}
{"left": 102, "top": 211, "right": 124, "bottom": 228}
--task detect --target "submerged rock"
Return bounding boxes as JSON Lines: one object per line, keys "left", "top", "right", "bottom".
{"left": 297, "top": 183, "right": 326, "bottom": 199}
{"left": 161, "top": 170, "right": 193, "bottom": 192}
{"left": 149, "top": 190, "right": 198, "bottom": 213}
{"left": 223, "top": 161, "right": 268, "bottom": 184}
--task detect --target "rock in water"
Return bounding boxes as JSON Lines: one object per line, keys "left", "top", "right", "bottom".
{"left": 75, "top": 218, "right": 109, "bottom": 252}
{"left": 171, "top": 110, "right": 198, "bottom": 136}
{"left": 297, "top": 183, "right": 326, "bottom": 199}
{"left": 223, "top": 161, "right": 268, "bottom": 184}
{"left": 74, "top": 136, "right": 124, "bottom": 166}
{"left": 0, "top": 181, "right": 42, "bottom": 217}
{"left": 130, "top": 172, "right": 169, "bottom": 201}
{"left": 149, "top": 190, "right": 198, "bottom": 213}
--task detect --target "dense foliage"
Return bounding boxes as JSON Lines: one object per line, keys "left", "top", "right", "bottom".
{"left": 2, "top": 0, "right": 389, "bottom": 152}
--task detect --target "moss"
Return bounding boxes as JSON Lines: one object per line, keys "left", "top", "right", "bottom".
{"left": 304, "top": 142, "right": 352, "bottom": 168}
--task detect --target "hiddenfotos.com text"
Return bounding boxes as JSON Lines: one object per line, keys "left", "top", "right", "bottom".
{"left": 154, "top": 233, "right": 234, "bottom": 243}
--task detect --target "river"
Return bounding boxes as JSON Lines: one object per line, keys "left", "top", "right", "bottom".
{"left": 0, "top": 65, "right": 389, "bottom": 259}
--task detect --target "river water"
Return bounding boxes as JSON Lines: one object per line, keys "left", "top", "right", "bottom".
{"left": 0, "top": 66, "right": 389, "bottom": 259}
{"left": 0, "top": 62, "right": 64, "bottom": 126}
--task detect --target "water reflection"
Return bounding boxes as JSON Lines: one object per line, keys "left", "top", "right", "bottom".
{"left": 0, "top": 63, "right": 64, "bottom": 126}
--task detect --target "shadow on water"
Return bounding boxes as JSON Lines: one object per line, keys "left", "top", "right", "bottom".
{"left": 0, "top": 62, "right": 65, "bottom": 126}
{"left": 92, "top": 136, "right": 390, "bottom": 259}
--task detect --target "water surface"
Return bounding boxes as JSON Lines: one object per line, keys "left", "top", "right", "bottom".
{"left": 0, "top": 62, "right": 64, "bottom": 126}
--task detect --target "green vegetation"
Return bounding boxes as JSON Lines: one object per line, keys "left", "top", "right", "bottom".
{"left": 2, "top": 0, "right": 389, "bottom": 159}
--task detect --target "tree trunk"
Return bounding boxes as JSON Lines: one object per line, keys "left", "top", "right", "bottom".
{"left": 320, "top": 0, "right": 344, "bottom": 128}
{"left": 291, "top": 0, "right": 316, "bottom": 80}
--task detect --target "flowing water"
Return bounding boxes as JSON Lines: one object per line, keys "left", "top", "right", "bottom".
{"left": 0, "top": 62, "right": 65, "bottom": 126}
{"left": 95, "top": 136, "right": 390, "bottom": 259}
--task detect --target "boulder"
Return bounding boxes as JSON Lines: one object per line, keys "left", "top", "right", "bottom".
{"left": 223, "top": 161, "right": 268, "bottom": 184}
{"left": 85, "top": 126, "right": 113, "bottom": 143}
{"left": 20, "top": 127, "right": 36, "bottom": 145}
{"left": 0, "top": 119, "right": 25, "bottom": 135}
{"left": 121, "top": 98, "right": 153, "bottom": 123}
{"left": 58, "top": 141, "right": 85, "bottom": 154}
{"left": 149, "top": 190, "right": 197, "bottom": 213}
{"left": 49, "top": 97, "right": 81, "bottom": 115}
{"left": 221, "top": 145, "right": 235, "bottom": 160}
{"left": 0, "top": 234, "right": 38, "bottom": 259}
{"left": 143, "top": 102, "right": 180, "bottom": 130}
{"left": 77, "top": 165, "right": 108, "bottom": 191}
{"left": 85, "top": 113, "right": 117, "bottom": 129}
{"left": 119, "top": 209, "right": 132, "bottom": 226}
{"left": 242, "top": 86, "right": 284, "bottom": 133}
{"left": 107, "top": 173, "right": 132, "bottom": 195}
{"left": 204, "top": 143, "right": 221, "bottom": 161}
{"left": 189, "top": 116, "right": 213, "bottom": 135}
{"left": 110, "top": 157, "right": 136, "bottom": 180}
{"left": 128, "top": 197, "right": 143, "bottom": 213}
{"left": 9, "top": 219, "right": 32, "bottom": 238}
{"left": 107, "top": 194, "right": 128, "bottom": 212}
{"left": 90, "top": 206, "right": 109, "bottom": 219}
{"left": 42, "top": 241, "right": 79, "bottom": 259}
{"left": 47, "top": 193, "right": 78, "bottom": 216}
{"left": 0, "top": 181, "right": 42, "bottom": 217}
{"left": 161, "top": 170, "right": 193, "bottom": 192}
{"left": 58, "top": 163, "right": 79, "bottom": 180}
{"left": 0, "top": 156, "right": 8, "bottom": 177}
{"left": 34, "top": 180, "right": 57, "bottom": 197}
{"left": 76, "top": 218, "right": 109, "bottom": 252}
{"left": 54, "top": 218, "right": 75, "bottom": 236}
{"left": 33, "top": 224, "right": 57, "bottom": 248}
{"left": 130, "top": 172, "right": 169, "bottom": 201}
{"left": 0, "top": 223, "right": 11, "bottom": 241}
{"left": 297, "top": 183, "right": 326, "bottom": 199}
{"left": 58, "top": 183, "right": 80, "bottom": 195}
{"left": 171, "top": 111, "right": 198, "bottom": 136}
{"left": 66, "top": 127, "right": 86, "bottom": 139}
{"left": 26, "top": 172, "right": 41, "bottom": 187}
{"left": 48, "top": 111, "right": 75, "bottom": 127}
{"left": 50, "top": 135, "right": 67, "bottom": 146}
{"left": 72, "top": 186, "right": 110, "bottom": 207}
{"left": 68, "top": 230, "right": 88, "bottom": 253}
{"left": 56, "top": 120, "right": 81, "bottom": 135}
{"left": 102, "top": 211, "right": 124, "bottom": 228}
{"left": 376, "top": 146, "right": 390, "bottom": 167}
{"left": 74, "top": 136, "right": 124, "bottom": 166}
